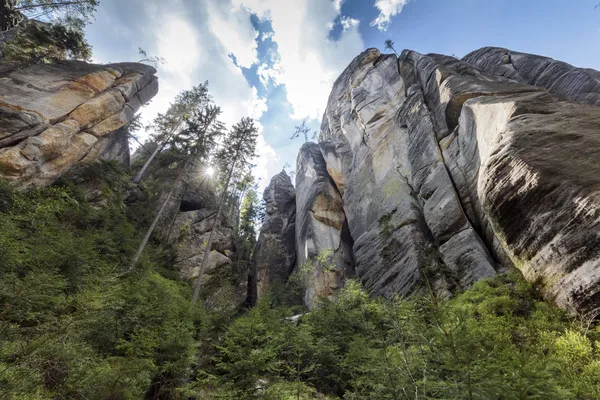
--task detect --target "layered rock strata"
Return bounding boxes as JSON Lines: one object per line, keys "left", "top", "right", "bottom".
{"left": 0, "top": 60, "right": 158, "bottom": 186}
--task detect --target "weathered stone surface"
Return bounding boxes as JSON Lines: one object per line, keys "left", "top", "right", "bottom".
{"left": 320, "top": 50, "right": 454, "bottom": 299}
{"left": 464, "top": 47, "right": 600, "bottom": 106}
{"left": 448, "top": 92, "right": 600, "bottom": 313}
{"left": 0, "top": 60, "right": 158, "bottom": 187}
{"left": 170, "top": 207, "right": 246, "bottom": 312}
{"left": 84, "top": 126, "right": 131, "bottom": 167}
{"left": 313, "top": 46, "right": 600, "bottom": 314}
{"left": 296, "top": 143, "right": 353, "bottom": 308}
{"left": 251, "top": 171, "right": 297, "bottom": 302}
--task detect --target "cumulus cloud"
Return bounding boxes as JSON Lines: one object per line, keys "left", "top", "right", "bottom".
{"left": 371, "top": 0, "right": 409, "bottom": 31}
{"left": 208, "top": 3, "right": 259, "bottom": 68}
{"left": 86, "top": 0, "right": 277, "bottom": 189}
{"left": 232, "top": 0, "right": 364, "bottom": 120}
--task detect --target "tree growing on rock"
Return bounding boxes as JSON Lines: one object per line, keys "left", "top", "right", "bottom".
{"left": 291, "top": 119, "right": 317, "bottom": 143}
{"left": 384, "top": 39, "right": 399, "bottom": 56}
{"left": 192, "top": 117, "right": 258, "bottom": 304}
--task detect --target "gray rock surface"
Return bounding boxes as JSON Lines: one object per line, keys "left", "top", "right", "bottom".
{"left": 296, "top": 143, "right": 354, "bottom": 308}
{"left": 169, "top": 198, "right": 246, "bottom": 312}
{"left": 463, "top": 47, "right": 600, "bottom": 106}
{"left": 251, "top": 171, "right": 297, "bottom": 302}
{"left": 313, "top": 46, "right": 600, "bottom": 314}
{"left": 0, "top": 60, "right": 158, "bottom": 186}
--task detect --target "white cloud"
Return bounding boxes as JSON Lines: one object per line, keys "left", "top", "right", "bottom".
{"left": 208, "top": 3, "right": 259, "bottom": 68}
{"left": 371, "top": 0, "right": 408, "bottom": 31}
{"left": 232, "top": 0, "right": 364, "bottom": 120}
{"left": 86, "top": 0, "right": 278, "bottom": 189}
{"left": 260, "top": 31, "right": 274, "bottom": 41}
{"left": 249, "top": 87, "right": 268, "bottom": 119}
{"left": 254, "top": 131, "right": 280, "bottom": 187}
{"left": 341, "top": 16, "right": 360, "bottom": 31}
{"left": 257, "top": 60, "right": 283, "bottom": 87}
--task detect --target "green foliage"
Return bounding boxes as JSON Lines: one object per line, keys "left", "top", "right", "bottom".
{"left": 216, "top": 117, "right": 259, "bottom": 177}
{"left": 1, "top": 21, "right": 92, "bottom": 65}
{"left": 2, "top": 164, "right": 600, "bottom": 399}
{"left": 15, "top": 0, "right": 99, "bottom": 25}
{"left": 193, "top": 272, "right": 600, "bottom": 399}
{"left": 239, "top": 189, "right": 260, "bottom": 253}
{"left": 0, "top": 164, "right": 202, "bottom": 399}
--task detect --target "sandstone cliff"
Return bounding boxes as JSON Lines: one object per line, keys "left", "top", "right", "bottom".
{"left": 253, "top": 47, "right": 600, "bottom": 313}
{"left": 295, "top": 143, "right": 354, "bottom": 308}
{"left": 251, "top": 170, "right": 297, "bottom": 303}
{"left": 0, "top": 60, "right": 158, "bottom": 186}
{"left": 304, "top": 47, "right": 600, "bottom": 314}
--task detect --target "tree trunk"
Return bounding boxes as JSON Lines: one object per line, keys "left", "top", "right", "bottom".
{"left": 132, "top": 140, "right": 164, "bottom": 183}
{"left": 129, "top": 161, "right": 188, "bottom": 271}
{"left": 191, "top": 158, "right": 237, "bottom": 304}
{"left": 132, "top": 118, "right": 183, "bottom": 183}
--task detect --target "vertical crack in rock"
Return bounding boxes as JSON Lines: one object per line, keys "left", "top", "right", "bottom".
{"left": 314, "top": 46, "right": 600, "bottom": 315}
{"left": 250, "top": 170, "right": 297, "bottom": 305}
{"left": 296, "top": 143, "right": 354, "bottom": 308}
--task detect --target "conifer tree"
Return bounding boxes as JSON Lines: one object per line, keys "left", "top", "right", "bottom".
{"left": 129, "top": 85, "right": 224, "bottom": 270}
{"left": 384, "top": 39, "right": 399, "bottom": 56}
{"left": 192, "top": 117, "right": 258, "bottom": 304}
{"left": 133, "top": 83, "right": 213, "bottom": 183}
{"left": 13, "top": 0, "right": 99, "bottom": 25}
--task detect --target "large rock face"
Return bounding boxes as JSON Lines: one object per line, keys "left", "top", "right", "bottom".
{"left": 296, "top": 143, "right": 354, "bottom": 308}
{"left": 0, "top": 60, "right": 158, "bottom": 186}
{"left": 251, "top": 171, "right": 297, "bottom": 302}
{"left": 311, "top": 47, "right": 600, "bottom": 314}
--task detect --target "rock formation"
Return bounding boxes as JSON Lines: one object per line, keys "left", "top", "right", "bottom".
{"left": 295, "top": 143, "right": 354, "bottom": 308}
{"left": 0, "top": 60, "right": 158, "bottom": 186}
{"left": 251, "top": 170, "right": 297, "bottom": 303}
{"left": 306, "top": 47, "right": 600, "bottom": 314}
{"left": 464, "top": 47, "right": 600, "bottom": 106}
{"left": 171, "top": 205, "right": 246, "bottom": 312}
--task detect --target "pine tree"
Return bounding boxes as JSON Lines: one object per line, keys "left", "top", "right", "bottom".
{"left": 133, "top": 83, "right": 213, "bottom": 183}
{"left": 384, "top": 39, "right": 399, "bottom": 56}
{"left": 192, "top": 117, "right": 258, "bottom": 304}
{"left": 13, "top": 0, "right": 99, "bottom": 25}
{"left": 129, "top": 85, "right": 225, "bottom": 269}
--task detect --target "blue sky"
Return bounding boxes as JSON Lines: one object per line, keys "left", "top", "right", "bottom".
{"left": 85, "top": 0, "right": 600, "bottom": 189}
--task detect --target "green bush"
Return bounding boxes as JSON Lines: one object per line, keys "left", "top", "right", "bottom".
{"left": 200, "top": 273, "right": 600, "bottom": 399}
{"left": 2, "top": 164, "right": 600, "bottom": 399}
{"left": 0, "top": 166, "right": 201, "bottom": 399}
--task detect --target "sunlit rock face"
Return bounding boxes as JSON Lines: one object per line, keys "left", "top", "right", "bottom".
{"left": 311, "top": 47, "right": 600, "bottom": 314}
{"left": 464, "top": 47, "right": 600, "bottom": 106}
{"left": 251, "top": 171, "right": 297, "bottom": 303}
{"left": 0, "top": 60, "right": 158, "bottom": 186}
{"left": 295, "top": 143, "right": 354, "bottom": 309}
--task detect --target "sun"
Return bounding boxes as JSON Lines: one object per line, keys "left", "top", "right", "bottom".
{"left": 206, "top": 166, "right": 215, "bottom": 177}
